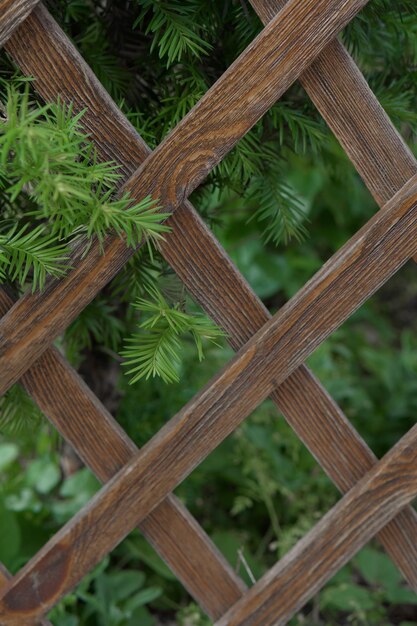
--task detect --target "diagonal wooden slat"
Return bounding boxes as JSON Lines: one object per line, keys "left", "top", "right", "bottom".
{"left": 0, "top": 287, "right": 246, "bottom": 621}
{"left": 215, "top": 423, "right": 417, "bottom": 626}
{"left": 0, "top": 0, "right": 372, "bottom": 395}
{"left": 0, "top": 0, "right": 40, "bottom": 46}
{"left": 1, "top": 174, "right": 417, "bottom": 623}
{"left": 3, "top": 1, "right": 417, "bottom": 591}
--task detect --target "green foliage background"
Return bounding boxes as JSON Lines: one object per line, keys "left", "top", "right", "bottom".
{"left": 1, "top": 0, "right": 417, "bottom": 624}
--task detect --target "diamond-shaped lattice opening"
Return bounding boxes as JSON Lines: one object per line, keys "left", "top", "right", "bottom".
{"left": 177, "top": 397, "right": 338, "bottom": 574}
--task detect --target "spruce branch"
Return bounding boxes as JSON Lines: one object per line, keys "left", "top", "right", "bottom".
{"left": 134, "top": 0, "right": 212, "bottom": 66}
{"left": 248, "top": 169, "right": 309, "bottom": 246}
{"left": 270, "top": 104, "right": 326, "bottom": 154}
{"left": 64, "top": 297, "right": 127, "bottom": 365}
{"left": 0, "top": 385, "right": 44, "bottom": 435}
{"left": 85, "top": 190, "right": 170, "bottom": 248}
{"left": 0, "top": 82, "right": 170, "bottom": 290}
{"left": 0, "top": 224, "right": 69, "bottom": 292}
{"left": 121, "top": 286, "right": 224, "bottom": 384}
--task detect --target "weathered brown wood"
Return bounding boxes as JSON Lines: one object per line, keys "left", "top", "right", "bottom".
{"left": 0, "top": 565, "right": 51, "bottom": 626}
{"left": 0, "top": 0, "right": 372, "bottom": 395}
{"left": 3, "top": 2, "right": 417, "bottom": 593}
{"left": 4, "top": 3, "right": 415, "bottom": 387}
{"left": 0, "top": 293, "right": 246, "bottom": 621}
{"left": 215, "top": 423, "right": 417, "bottom": 626}
{"left": 0, "top": 0, "right": 40, "bottom": 46}
{"left": 2, "top": 175, "right": 417, "bottom": 623}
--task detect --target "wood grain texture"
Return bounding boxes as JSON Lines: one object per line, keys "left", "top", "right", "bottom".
{"left": 0, "top": 566, "right": 50, "bottom": 626}
{"left": 3, "top": 1, "right": 417, "bottom": 594}
{"left": 0, "top": 0, "right": 40, "bottom": 46}
{"left": 163, "top": 203, "right": 417, "bottom": 589}
{"left": 2, "top": 175, "right": 417, "bottom": 623}
{"left": 0, "top": 0, "right": 371, "bottom": 395}
{"left": 215, "top": 424, "right": 417, "bottom": 626}
{"left": 0, "top": 289, "right": 245, "bottom": 622}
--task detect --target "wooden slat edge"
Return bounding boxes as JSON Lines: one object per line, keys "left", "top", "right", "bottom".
{"left": 0, "top": 0, "right": 40, "bottom": 47}
{"left": 253, "top": 0, "right": 417, "bottom": 204}
{"left": 165, "top": 202, "right": 417, "bottom": 590}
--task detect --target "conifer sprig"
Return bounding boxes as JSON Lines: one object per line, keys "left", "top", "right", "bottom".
{"left": 85, "top": 190, "right": 169, "bottom": 248}
{"left": 0, "top": 224, "right": 69, "bottom": 292}
{"left": 270, "top": 104, "right": 327, "bottom": 154}
{"left": 121, "top": 286, "right": 224, "bottom": 384}
{"left": 2, "top": 0, "right": 416, "bottom": 394}
{"left": 248, "top": 170, "right": 309, "bottom": 246}
{"left": 135, "top": 0, "right": 212, "bottom": 66}
{"left": 0, "top": 82, "right": 169, "bottom": 290}
{"left": 0, "top": 385, "right": 44, "bottom": 434}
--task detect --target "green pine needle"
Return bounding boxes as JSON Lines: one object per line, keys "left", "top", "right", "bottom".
{"left": 0, "top": 385, "right": 44, "bottom": 435}
{"left": 270, "top": 104, "right": 326, "bottom": 154}
{"left": 64, "top": 297, "right": 127, "bottom": 365}
{"left": 0, "top": 224, "right": 69, "bottom": 291}
{"left": 135, "top": 1, "right": 212, "bottom": 66}
{"left": 86, "top": 190, "right": 170, "bottom": 248}
{"left": 248, "top": 172, "right": 309, "bottom": 246}
{"left": 121, "top": 286, "right": 224, "bottom": 384}
{"left": 0, "top": 82, "right": 171, "bottom": 290}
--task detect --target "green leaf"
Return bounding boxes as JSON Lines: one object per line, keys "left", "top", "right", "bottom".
{"left": 59, "top": 468, "right": 100, "bottom": 498}
{"left": 53, "top": 468, "right": 100, "bottom": 523}
{"left": 124, "top": 586, "right": 162, "bottom": 611}
{"left": 6, "top": 487, "right": 41, "bottom": 513}
{"left": 26, "top": 458, "right": 61, "bottom": 494}
{"left": 321, "top": 582, "right": 377, "bottom": 611}
{"left": 0, "top": 500, "right": 21, "bottom": 568}
{"left": 386, "top": 586, "right": 417, "bottom": 605}
{"left": 125, "top": 537, "right": 177, "bottom": 581}
{"left": 212, "top": 531, "right": 263, "bottom": 585}
{"left": 354, "top": 547, "right": 402, "bottom": 589}
{"left": 126, "top": 606, "right": 155, "bottom": 626}
{"left": 104, "top": 570, "right": 146, "bottom": 602}
{"left": 0, "top": 442, "right": 19, "bottom": 471}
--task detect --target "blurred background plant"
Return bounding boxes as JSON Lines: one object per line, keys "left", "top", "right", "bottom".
{"left": 0, "top": 0, "right": 417, "bottom": 624}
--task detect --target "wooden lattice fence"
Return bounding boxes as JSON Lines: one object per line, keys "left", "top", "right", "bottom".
{"left": 0, "top": 0, "right": 417, "bottom": 624}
